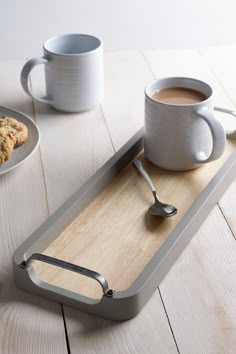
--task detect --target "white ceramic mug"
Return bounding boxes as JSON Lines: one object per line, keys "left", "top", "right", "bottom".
{"left": 21, "top": 33, "right": 104, "bottom": 112}
{"left": 144, "top": 77, "right": 226, "bottom": 171}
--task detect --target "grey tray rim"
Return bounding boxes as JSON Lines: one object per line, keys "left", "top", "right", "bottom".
{"left": 13, "top": 128, "right": 236, "bottom": 320}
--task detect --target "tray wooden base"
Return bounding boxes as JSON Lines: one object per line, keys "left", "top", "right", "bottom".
{"left": 32, "top": 139, "right": 236, "bottom": 299}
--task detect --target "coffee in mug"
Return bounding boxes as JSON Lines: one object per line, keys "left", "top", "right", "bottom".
{"left": 144, "top": 77, "right": 226, "bottom": 171}
{"left": 151, "top": 87, "right": 207, "bottom": 105}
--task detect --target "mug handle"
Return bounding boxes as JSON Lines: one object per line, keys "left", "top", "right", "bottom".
{"left": 20, "top": 57, "right": 51, "bottom": 103}
{"left": 194, "top": 107, "right": 226, "bottom": 163}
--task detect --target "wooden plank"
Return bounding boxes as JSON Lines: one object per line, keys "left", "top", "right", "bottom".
{"left": 64, "top": 290, "right": 178, "bottom": 354}
{"left": 30, "top": 65, "right": 115, "bottom": 214}
{"left": 199, "top": 45, "right": 236, "bottom": 237}
{"left": 159, "top": 206, "right": 236, "bottom": 354}
{"left": 0, "top": 61, "right": 67, "bottom": 354}
{"left": 101, "top": 51, "right": 154, "bottom": 151}
{"left": 198, "top": 45, "right": 236, "bottom": 104}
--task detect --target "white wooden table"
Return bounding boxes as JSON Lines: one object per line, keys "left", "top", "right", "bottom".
{"left": 1, "top": 45, "right": 236, "bottom": 354}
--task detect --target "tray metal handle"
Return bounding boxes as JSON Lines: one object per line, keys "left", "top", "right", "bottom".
{"left": 19, "top": 253, "right": 115, "bottom": 297}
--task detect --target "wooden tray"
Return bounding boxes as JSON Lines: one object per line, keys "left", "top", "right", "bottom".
{"left": 13, "top": 128, "right": 236, "bottom": 320}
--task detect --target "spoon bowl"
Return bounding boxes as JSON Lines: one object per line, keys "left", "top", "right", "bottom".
{"left": 149, "top": 199, "right": 177, "bottom": 217}
{"left": 133, "top": 159, "right": 177, "bottom": 217}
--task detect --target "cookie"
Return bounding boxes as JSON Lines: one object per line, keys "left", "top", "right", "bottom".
{"left": 0, "top": 127, "right": 15, "bottom": 164}
{"left": 0, "top": 117, "right": 28, "bottom": 147}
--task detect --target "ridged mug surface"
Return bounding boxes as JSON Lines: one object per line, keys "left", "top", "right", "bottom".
{"left": 44, "top": 42, "right": 103, "bottom": 112}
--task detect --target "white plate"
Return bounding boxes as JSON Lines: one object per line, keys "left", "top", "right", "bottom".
{"left": 0, "top": 106, "right": 40, "bottom": 176}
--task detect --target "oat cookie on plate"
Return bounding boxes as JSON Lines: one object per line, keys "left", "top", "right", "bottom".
{"left": 0, "top": 127, "right": 15, "bottom": 164}
{"left": 0, "top": 117, "right": 28, "bottom": 147}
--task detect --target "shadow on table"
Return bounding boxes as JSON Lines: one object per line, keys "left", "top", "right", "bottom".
{"left": 0, "top": 271, "right": 133, "bottom": 331}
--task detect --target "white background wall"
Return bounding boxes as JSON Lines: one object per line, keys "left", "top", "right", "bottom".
{"left": 1, "top": 0, "right": 236, "bottom": 59}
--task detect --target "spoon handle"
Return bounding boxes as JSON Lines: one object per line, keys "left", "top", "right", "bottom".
{"left": 214, "top": 106, "right": 236, "bottom": 139}
{"left": 133, "top": 159, "right": 156, "bottom": 193}
{"left": 214, "top": 106, "right": 236, "bottom": 117}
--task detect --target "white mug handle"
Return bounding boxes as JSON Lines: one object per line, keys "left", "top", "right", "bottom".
{"left": 20, "top": 57, "right": 51, "bottom": 103}
{"left": 194, "top": 107, "right": 226, "bottom": 163}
